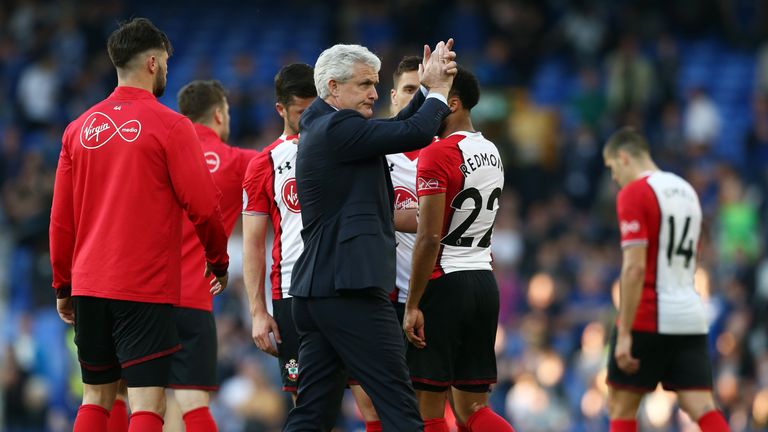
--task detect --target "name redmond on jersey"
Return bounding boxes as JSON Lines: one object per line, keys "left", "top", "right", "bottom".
{"left": 459, "top": 152, "right": 503, "bottom": 178}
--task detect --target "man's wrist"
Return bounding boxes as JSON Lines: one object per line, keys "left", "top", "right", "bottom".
{"left": 55, "top": 286, "right": 72, "bottom": 299}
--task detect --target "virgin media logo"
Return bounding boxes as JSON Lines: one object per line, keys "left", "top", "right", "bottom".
{"left": 79, "top": 112, "right": 142, "bottom": 149}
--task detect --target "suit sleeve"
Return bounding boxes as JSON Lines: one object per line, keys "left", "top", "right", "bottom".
{"left": 166, "top": 118, "right": 229, "bottom": 275}
{"left": 329, "top": 97, "right": 450, "bottom": 162}
{"left": 49, "top": 133, "right": 75, "bottom": 296}
{"left": 390, "top": 89, "right": 425, "bottom": 121}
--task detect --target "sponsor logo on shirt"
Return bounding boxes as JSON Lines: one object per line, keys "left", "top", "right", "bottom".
{"left": 204, "top": 151, "right": 220, "bottom": 173}
{"left": 417, "top": 177, "right": 440, "bottom": 192}
{"left": 620, "top": 220, "right": 641, "bottom": 235}
{"left": 394, "top": 186, "right": 417, "bottom": 210}
{"left": 281, "top": 178, "right": 301, "bottom": 213}
{"left": 79, "top": 112, "right": 141, "bottom": 149}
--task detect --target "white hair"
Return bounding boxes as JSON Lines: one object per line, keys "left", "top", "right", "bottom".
{"left": 314, "top": 44, "right": 381, "bottom": 99}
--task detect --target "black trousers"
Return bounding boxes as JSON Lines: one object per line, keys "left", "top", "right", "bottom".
{"left": 283, "top": 288, "right": 422, "bottom": 432}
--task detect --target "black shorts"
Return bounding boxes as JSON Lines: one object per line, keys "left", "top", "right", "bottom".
{"left": 274, "top": 297, "right": 301, "bottom": 392}
{"left": 73, "top": 296, "right": 180, "bottom": 387}
{"left": 607, "top": 328, "right": 714, "bottom": 393}
{"left": 169, "top": 307, "right": 218, "bottom": 390}
{"left": 407, "top": 270, "right": 498, "bottom": 393}
{"left": 393, "top": 300, "right": 405, "bottom": 326}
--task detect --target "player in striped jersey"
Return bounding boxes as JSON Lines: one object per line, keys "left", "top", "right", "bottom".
{"left": 603, "top": 128, "right": 729, "bottom": 432}
{"left": 404, "top": 66, "right": 514, "bottom": 432}
{"left": 242, "top": 64, "right": 316, "bottom": 396}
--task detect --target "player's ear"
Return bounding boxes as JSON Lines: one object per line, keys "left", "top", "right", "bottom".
{"left": 213, "top": 106, "right": 223, "bottom": 125}
{"left": 390, "top": 88, "right": 397, "bottom": 105}
{"left": 328, "top": 80, "right": 338, "bottom": 97}
{"left": 275, "top": 102, "right": 287, "bottom": 119}
{"left": 448, "top": 96, "right": 460, "bottom": 113}
{"left": 147, "top": 54, "right": 157, "bottom": 74}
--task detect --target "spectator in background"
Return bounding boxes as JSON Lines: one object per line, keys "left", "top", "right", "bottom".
{"left": 684, "top": 86, "right": 721, "bottom": 155}
{"left": 559, "top": 0, "right": 606, "bottom": 66}
{"left": 717, "top": 171, "right": 760, "bottom": 269}
{"left": 605, "top": 34, "right": 655, "bottom": 117}
{"left": 569, "top": 66, "right": 606, "bottom": 131}
{"left": 16, "top": 52, "right": 60, "bottom": 130}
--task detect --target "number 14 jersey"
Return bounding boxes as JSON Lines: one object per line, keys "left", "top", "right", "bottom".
{"left": 617, "top": 171, "right": 707, "bottom": 335}
{"left": 417, "top": 131, "right": 504, "bottom": 279}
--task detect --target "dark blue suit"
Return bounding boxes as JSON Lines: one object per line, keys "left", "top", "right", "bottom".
{"left": 284, "top": 90, "right": 450, "bottom": 431}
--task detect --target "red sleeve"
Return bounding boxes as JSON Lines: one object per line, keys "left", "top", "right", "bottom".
{"left": 242, "top": 152, "right": 273, "bottom": 215}
{"left": 416, "top": 143, "right": 450, "bottom": 196}
{"left": 165, "top": 117, "right": 229, "bottom": 275}
{"left": 49, "top": 132, "right": 75, "bottom": 295}
{"left": 617, "top": 182, "right": 649, "bottom": 248}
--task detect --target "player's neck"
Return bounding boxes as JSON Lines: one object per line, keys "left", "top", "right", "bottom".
{"left": 282, "top": 128, "right": 298, "bottom": 139}
{"left": 631, "top": 161, "right": 660, "bottom": 180}
{"left": 117, "top": 74, "right": 154, "bottom": 94}
{"left": 439, "top": 116, "right": 474, "bottom": 138}
{"left": 201, "top": 121, "right": 225, "bottom": 141}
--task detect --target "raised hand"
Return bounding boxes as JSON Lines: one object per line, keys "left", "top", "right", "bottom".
{"left": 420, "top": 38, "right": 457, "bottom": 98}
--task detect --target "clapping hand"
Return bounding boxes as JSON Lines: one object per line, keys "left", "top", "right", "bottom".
{"left": 420, "top": 38, "right": 458, "bottom": 97}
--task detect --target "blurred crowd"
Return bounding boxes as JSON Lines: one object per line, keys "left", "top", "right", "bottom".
{"left": 2, "top": 0, "right": 768, "bottom": 431}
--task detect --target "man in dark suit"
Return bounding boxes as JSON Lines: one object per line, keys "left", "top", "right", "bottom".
{"left": 283, "top": 41, "right": 457, "bottom": 432}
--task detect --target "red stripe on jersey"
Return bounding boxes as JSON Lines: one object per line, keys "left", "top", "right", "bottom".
{"left": 266, "top": 153, "right": 284, "bottom": 300}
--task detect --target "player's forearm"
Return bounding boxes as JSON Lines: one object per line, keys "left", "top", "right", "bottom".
{"left": 406, "top": 234, "right": 441, "bottom": 308}
{"left": 618, "top": 263, "right": 645, "bottom": 334}
{"left": 243, "top": 244, "right": 268, "bottom": 316}
{"left": 394, "top": 208, "right": 418, "bottom": 233}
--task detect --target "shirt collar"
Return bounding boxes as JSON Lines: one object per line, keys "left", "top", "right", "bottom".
{"left": 108, "top": 86, "right": 157, "bottom": 100}
{"left": 194, "top": 123, "right": 221, "bottom": 142}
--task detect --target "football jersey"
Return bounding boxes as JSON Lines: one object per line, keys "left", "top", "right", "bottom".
{"left": 178, "top": 124, "right": 258, "bottom": 311}
{"left": 242, "top": 135, "right": 302, "bottom": 300}
{"left": 50, "top": 86, "right": 229, "bottom": 304}
{"left": 617, "top": 171, "right": 706, "bottom": 334}
{"left": 386, "top": 149, "right": 420, "bottom": 303}
{"left": 417, "top": 131, "right": 504, "bottom": 278}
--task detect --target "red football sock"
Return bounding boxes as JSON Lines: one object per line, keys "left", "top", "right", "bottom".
{"left": 424, "top": 417, "right": 449, "bottom": 432}
{"left": 365, "top": 420, "right": 383, "bottom": 432}
{"left": 609, "top": 419, "right": 638, "bottom": 432}
{"left": 183, "top": 406, "right": 218, "bottom": 432}
{"left": 467, "top": 407, "right": 515, "bottom": 432}
{"left": 456, "top": 420, "right": 470, "bottom": 432}
{"left": 107, "top": 399, "right": 129, "bottom": 432}
{"left": 698, "top": 410, "right": 730, "bottom": 432}
{"left": 74, "top": 404, "right": 109, "bottom": 432}
{"left": 128, "top": 411, "right": 163, "bottom": 432}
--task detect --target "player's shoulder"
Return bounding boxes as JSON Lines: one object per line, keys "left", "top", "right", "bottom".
{"left": 618, "top": 174, "right": 655, "bottom": 204}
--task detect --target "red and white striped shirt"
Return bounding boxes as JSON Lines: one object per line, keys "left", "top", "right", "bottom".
{"left": 417, "top": 131, "right": 504, "bottom": 279}
{"left": 617, "top": 171, "right": 706, "bottom": 334}
{"left": 242, "top": 135, "right": 302, "bottom": 299}
{"left": 387, "top": 150, "right": 420, "bottom": 303}
{"left": 178, "top": 124, "right": 258, "bottom": 311}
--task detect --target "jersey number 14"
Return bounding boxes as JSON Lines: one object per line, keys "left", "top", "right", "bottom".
{"left": 666, "top": 215, "right": 695, "bottom": 268}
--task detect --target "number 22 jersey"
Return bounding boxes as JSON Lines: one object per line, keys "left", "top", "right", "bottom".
{"left": 416, "top": 131, "right": 504, "bottom": 279}
{"left": 617, "top": 171, "right": 707, "bottom": 335}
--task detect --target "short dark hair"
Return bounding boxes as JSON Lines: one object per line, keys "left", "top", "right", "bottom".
{"left": 177, "top": 80, "right": 227, "bottom": 123}
{"left": 393, "top": 56, "right": 420, "bottom": 84}
{"left": 449, "top": 66, "right": 480, "bottom": 111}
{"left": 275, "top": 63, "right": 316, "bottom": 107}
{"left": 107, "top": 18, "right": 173, "bottom": 69}
{"left": 604, "top": 127, "right": 651, "bottom": 157}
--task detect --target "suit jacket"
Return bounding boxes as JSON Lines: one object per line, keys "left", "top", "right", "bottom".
{"left": 289, "top": 90, "right": 450, "bottom": 297}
